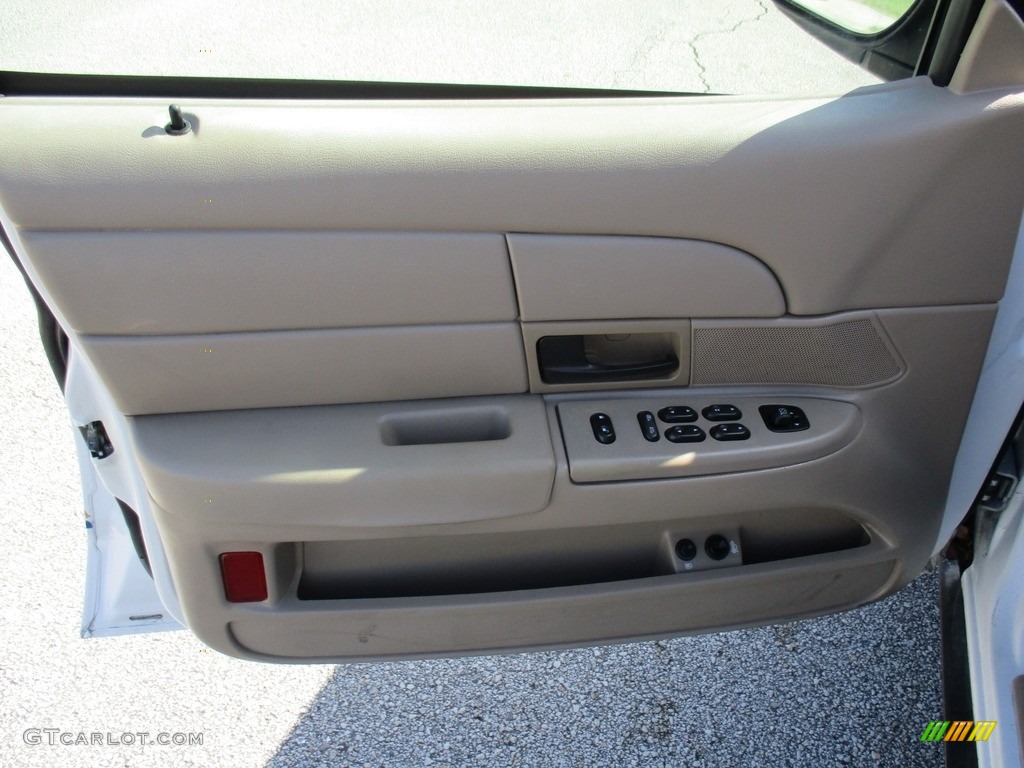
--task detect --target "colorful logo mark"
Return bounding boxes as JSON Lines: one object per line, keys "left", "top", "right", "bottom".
{"left": 920, "top": 721, "right": 996, "bottom": 742}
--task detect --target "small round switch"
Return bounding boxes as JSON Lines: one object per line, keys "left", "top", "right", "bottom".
{"left": 705, "top": 534, "right": 731, "bottom": 561}
{"left": 675, "top": 538, "right": 698, "bottom": 561}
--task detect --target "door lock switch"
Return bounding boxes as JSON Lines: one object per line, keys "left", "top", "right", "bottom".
{"left": 590, "top": 413, "right": 616, "bottom": 444}
{"left": 709, "top": 423, "right": 750, "bottom": 441}
{"left": 637, "top": 411, "right": 659, "bottom": 442}
{"left": 759, "top": 404, "right": 810, "bottom": 432}
{"left": 665, "top": 425, "right": 706, "bottom": 443}
{"left": 702, "top": 404, "right": 742, "bottom": 421}
{"left": 658, "top": 406, "right": 698, "bottom": 423}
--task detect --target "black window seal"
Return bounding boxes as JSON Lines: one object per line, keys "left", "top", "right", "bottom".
{"left": 0, "top": 70, "right": 696, "bottom": 100}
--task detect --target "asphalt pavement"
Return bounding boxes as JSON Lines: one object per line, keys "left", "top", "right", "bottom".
{"left": 0, "top": 0, "right": 878, "bottom": 94}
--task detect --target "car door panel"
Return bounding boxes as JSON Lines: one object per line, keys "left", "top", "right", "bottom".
{"left": 2, "top": 22, "right": 1024, "bottom": 661}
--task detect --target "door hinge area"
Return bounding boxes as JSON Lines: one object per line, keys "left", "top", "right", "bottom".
{"left": 977, "top": 439, "right": 1019, "bottom": 514}
{"left": 79, "top": 421, "right": 113, "bottom": 460}
{"left": 947, "top": 416, "right": 1023, "bottom": 568}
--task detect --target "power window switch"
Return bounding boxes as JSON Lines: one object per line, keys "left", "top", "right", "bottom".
{"left": 666, "top": 425, "right": 706, "bottom": 443}
{"left": 710, "top": 423, "right": 751, "bottom": 441}
{"left": 590, "top": 413, "right": 616, "bottom": 444}
{"left": 658, "top": 406, "right": 698, "bottom": 423}
{"left": 702, "top": 404, "right": 742, "bottom": 421}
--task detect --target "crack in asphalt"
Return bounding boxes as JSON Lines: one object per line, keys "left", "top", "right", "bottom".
{"left": 687, "top": 0, "right": 771, "bottom": 92}
{"left": 613, "top": 19, "right": 672, "bottom": 88}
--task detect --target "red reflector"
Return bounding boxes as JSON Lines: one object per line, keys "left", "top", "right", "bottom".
{"left": 219, "top": 551, "right": 268, "bottom": 603}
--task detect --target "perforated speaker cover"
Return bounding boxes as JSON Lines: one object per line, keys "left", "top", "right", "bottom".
{"left": 691, "top": 319, "right": 901, "bottom": 387}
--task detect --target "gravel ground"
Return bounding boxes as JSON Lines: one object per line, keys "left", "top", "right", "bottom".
{"left": 0, "top": 219, "right": 944, "bottom": 768}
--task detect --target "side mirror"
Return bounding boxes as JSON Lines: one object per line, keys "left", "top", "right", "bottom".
{"left": 772, "top": 0, "right": 983, "bottom": 84}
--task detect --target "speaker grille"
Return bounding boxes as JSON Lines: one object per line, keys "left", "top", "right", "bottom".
{"left": 691, "top": 319, "right": 901, "bottom": 387}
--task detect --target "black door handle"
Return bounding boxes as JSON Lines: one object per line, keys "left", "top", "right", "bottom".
{"left": 537, "top": 336, "right": 679, "bottom": 385}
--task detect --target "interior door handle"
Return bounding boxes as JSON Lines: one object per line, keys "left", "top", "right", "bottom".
{"left": 537, "top": 336, "right": 679, "bottom": 384}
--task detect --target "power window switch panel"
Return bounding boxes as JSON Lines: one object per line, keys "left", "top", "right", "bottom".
{"left": 558, "top": 397, "right": 860, "bottom": 484}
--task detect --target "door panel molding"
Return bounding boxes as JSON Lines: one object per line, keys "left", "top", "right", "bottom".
{"left": 20, "top": 230, "right": 518, "bottom": 335}
{"left": 226, "top": 550, "right": 898, "bottom": 661}
{"left": 131, "top": 395, "right": 556, "bottom": 527}
{"left": 82, "top": 323, "right": 528, "bottom": 414}
{"left": 2, "top": 81, "right": 1022, "bottom": 314}
{"left": 507, "top": 234, "right": 786, "bottom": 321}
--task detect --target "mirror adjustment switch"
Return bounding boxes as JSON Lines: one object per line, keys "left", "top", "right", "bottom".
{"left": 658, "top": 406, "right": 698, "bottom": 423}
{"left": 759, "top": 404, "right": 810, "bottom": 432}
{"left": 702, "top": 404, "right": 742, "bottom": 421}
{"left": 637, "top": 411, "right": 659, "bottom": 442}
{"left": 590, "top": 413, "right": 616, "bottom": 444}
{"left": 665, "top": 425, "right": 706, "bottom": 443}
{"left": 710, "top": 423, "right": 750, "bottom": 441}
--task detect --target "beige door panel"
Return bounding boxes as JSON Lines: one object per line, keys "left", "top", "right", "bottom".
{"left": 1, "top": 56, "right": 1021, "bottom": 660}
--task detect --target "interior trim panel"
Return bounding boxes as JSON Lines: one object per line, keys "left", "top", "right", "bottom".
{"left": 82, "top": 323, "right": 529, "bottom": 414}
{"left": 691, "top": 315, "right": 904, "bottom": 387}
{"left": 507, "top": 234, "right": 786, "bottom": 321}
{"left": 2, "top": 81, "right": 1022, "bottom": 314}
{"left": 522, "top": 319, "right": 691, "bottom": 394}
{"left": 18, "top": 230, "right": 518, "bottom": 335}
{"left": 121, "top": 303, "right": 995, "bottom": 660}
{"left": 227, "top": 553, "right": 897, "bottom": 660}
{"left": 131, "top": 395, "right": 555, "bottom": 527}
{"left": 557, "top": 395, "right": 861, "bottom": 483}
